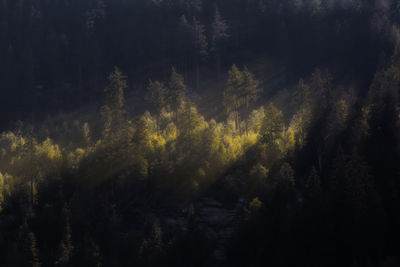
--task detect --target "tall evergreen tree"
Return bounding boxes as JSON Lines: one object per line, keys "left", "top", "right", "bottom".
{"left": 261, "top": 103, "right": 284, "bottom": 144}
{"left": 224, "top": 65, "right": 261, "bottom": 135}
{"left": 101, "top": 67, "right": 128, "bottom": 143}
{"left": 146, "top": 80, "right": 167, "bottom": 135}
{"left": 211, "top": 7, "right": 229, "bottom": 79}
{"left": 168, "top": 67, "right": 187, "bottom": 123}
{"left": 191, "top": 17, "right": 208, "bottom": 89}
{"left": 224, "top": 64, "right": 244, "bottom": 134}
{"left": 242, "top": 66, "right": 261, "bottom": 134}
{"left": 178, "top": 100, "right": 202, "bottom": 152}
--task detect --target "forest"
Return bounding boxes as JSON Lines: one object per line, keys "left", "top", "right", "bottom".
{"left": 0, "top": 0, "right": 400, "bottom": 266}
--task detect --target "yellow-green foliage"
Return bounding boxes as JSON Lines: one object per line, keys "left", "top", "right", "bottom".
{"left": 277, "top": 127, "right": 295, "bottom": 154}
{"left": 0, "top": 131, "right": 65, "bottom": 201}
{"left": 0, "top": 172, "right": 13, "bottom": 211}
{"left": 289, "top": 106, "right": 312, "bottom": 148}
{"left": 0, "top": 87, "right": 297, "bottom": 199}
{"left": 36, "top": 138, "right": 62, "bottom": 162}
{"left": 248, "top": 106, "right": 265, "bottom": 133}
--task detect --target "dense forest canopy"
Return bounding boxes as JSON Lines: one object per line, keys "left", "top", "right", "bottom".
{"left": 1, "top": 0, "right": 400, "bottom": 266}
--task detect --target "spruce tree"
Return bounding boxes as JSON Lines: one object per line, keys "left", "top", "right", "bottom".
{"left": 101, "top": 67, "right": 128, "bottom": 143}
{"left": 168, "top": 67, "right": 187, "bottom": 124}
{"left": 146, "top": 80, "right": 167, "bottom": 135}
{"left": 224, "top": 64, "right": 244, "bottom": 134}
{"left": 224, "top": 65, "right": 261, "bottom": 135}
{"left": 211, "top": 7, "right": 229, "bottom": 79}
{"left": 192, "top": 17, "right": 208, "bottom": 89}
{"left": 260, "top": 103, "right": 284, "bottom": 144}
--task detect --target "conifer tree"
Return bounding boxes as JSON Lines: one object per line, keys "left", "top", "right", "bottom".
{"left": 224, "top": 64, "right": 244, "bottom": 134}
{"left": 168, "top": 67, "right": 187, "bottom": 123}
{"left": 242, "top": 67, "right": 261, "bottom": 134}
{"left": 290, "top": 79, "right": 313, "bottom": 148}
{"left": 178, "top": 100, "right": 202, "bottom": 152}
{"left": 224, "top": 65, "right": 261, "bottom": 135}
{"left": 192, "top": 17, "right": 208, "bottom": 89}
{"left": 310, "top": 68, "right": 332, "bottom": 111}
{"left": 146, "top": 80, "right": 167, "bottom": 135}
{"left": 101, "top": 67, "right": 128, "bottom": 143}
{"left": 179, "top": 15, "right": 192, "bottom": 79}
{"left": 260, "top": 103, "right": 284, "bottom": 143}
{"left": 211, "top": 7, "right": 229, "bottom": 79}
{"left": 22, "top": 130, "right": 39, "bottom": 208}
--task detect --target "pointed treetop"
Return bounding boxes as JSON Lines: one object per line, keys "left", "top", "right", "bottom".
{"left": 211, "top": 7, "right": 229, "bottom": 51}
{"left": 192, "top": 16, "right": 208, "bottom": 57}
{"left": 104, "top": 66, "right": 128, "bottom": 109}
{"left": 169, "top": 67, "right": 186, "bottom": 92}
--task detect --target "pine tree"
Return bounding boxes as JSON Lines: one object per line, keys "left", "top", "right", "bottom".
{"left": 211, "top": 7, "right": 229, "bottom": 52}
{"left": 290, "top": 79, "right": 313, "bottom": 148}
{"left": 310, "top": 68, "right": 332, "bottom": 111}
{"left": 146, "top": 80, "right": 167, "bottom": 135}
{"left": 177, "top": 15, "right": 207, "bottom": 88}
{"left": 260, "top": 103, "right": 284, "bottom": 143}
{"left": 178, "top": 100, "right": 202, "bottom": 152}
{"left": 168, "top": 67, "right": 187, "bottom": 123}
{"left": 22, "top": 130, "right": 39, "bottom": 208}
{"left": 104, "top": 67, "right": 126, "bottom": 111}
{"left": 211, "top": 7, "right": 229, "bottom": 79}
{"left": 242, "top": 66, "right": 261, "bottom": 134}
{"left": 224, "top": 65, "right": 261, "bottom": 135}
{"left": 179, "top": 15, "right": 192, "bottom": 79}
{"left": 101, "top": 67, "right": 128, "bottom": 143}
{"left": 224, "top": 64, "right": 244, "bottom": 134}
{"left": 192, "top": 17, "right": 207, "bottom": 89}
